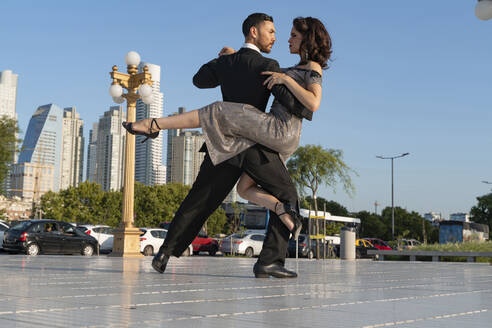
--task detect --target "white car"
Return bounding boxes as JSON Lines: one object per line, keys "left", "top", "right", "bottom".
{"left": 0, "top": 220, "right": 10, "bottom": 249}
{"left": 139, "top": 228, "right": 192, "bottom": 257}
{"left": 77, "top": 225, "right": 114, "bottom": 252}
{"left": 219, "top": 231, "right": 266, "bottom": 257}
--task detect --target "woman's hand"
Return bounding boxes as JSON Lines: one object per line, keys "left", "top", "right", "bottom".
{"left": 218, "top": 47, "right": 236, "bottom": 56}
{"left": 261, "top": 71, "right": 289, "bottom": 90}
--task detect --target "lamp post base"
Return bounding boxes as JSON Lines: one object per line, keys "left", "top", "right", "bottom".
{"left": 109, "top": 227, "right": 143, "bottom": 257}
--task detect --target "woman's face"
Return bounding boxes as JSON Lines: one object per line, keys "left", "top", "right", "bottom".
{"left": 288, "top": 26, "right": 303, "bottom": 54}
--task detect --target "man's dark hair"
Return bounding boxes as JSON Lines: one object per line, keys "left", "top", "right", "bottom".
{"left": 242, "top": 13, "right": 273, "bottom": 37}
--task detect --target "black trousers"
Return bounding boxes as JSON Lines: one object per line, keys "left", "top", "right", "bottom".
{"left": 159, "top": 145, "right": 298, "bottom": 266}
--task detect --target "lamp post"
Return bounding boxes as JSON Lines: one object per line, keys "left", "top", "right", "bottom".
{"left": 108, "top": 51, "right": 153, "bottom": 257}
{"left": 376, "top": 152, "right": 409, "bottom": 240}
{"left": 475, "top": 0, "right": 492, "bottom": 20}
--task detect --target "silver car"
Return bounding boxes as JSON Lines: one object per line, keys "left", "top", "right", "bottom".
{"left": 219, "top": 231, "right": 265, "bottom": 257}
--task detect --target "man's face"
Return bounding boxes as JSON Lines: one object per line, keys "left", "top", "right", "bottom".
{"left": 253, "top": 21, "right": 276, "bottom": 53}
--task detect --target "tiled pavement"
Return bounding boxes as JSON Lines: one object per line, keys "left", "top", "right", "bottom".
{"left": 0, "top": 254, "right": 490, "bottom": 327}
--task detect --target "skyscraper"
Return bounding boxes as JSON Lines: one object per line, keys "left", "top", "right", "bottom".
{"left": 86, "top": 122, "right": 98, "bottom": 183}
{"left": 135, "top": 62, "right": 166, "bottom": 186}
{"left": 95, "top": 106, "right": 126, "bottom": 191}
{"left": 0, "top": 70, "right": 18, "bottom": 120}
{"left": 16, "top": 104, "right": 64, "bottom": 192}
{"left": 60, "top": 107, "right": 84, "bottom": 190}
{"left": 169, "top": 130, "right": 205, "bottom": 186}
{"left": 1, "top": 70, "right": 19, "bottom": 192}
{"left": 166, "top": 107, "right": 186, "bottom": 183}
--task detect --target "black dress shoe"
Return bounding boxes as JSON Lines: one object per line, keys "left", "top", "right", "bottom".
{"left": 253, "top": 262, "right": 297, "bottom": 278}
{"left": 152, "top": 252, "right": 170, "bottom": 274}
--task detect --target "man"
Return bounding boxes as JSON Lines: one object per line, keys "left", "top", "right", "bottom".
{"left": 153, "top": 13, "right": 304, "bottom": 278}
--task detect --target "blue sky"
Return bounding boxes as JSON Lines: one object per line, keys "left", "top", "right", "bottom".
{"left": 1, "top": 1, "right": 490, "bottom": 218}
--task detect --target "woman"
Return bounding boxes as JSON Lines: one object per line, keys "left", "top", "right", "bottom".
{"left": 123, "top": 17, "right": 332, "bottom": 239}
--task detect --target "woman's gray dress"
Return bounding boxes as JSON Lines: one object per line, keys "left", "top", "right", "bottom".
{"left": 197, "top": 67, "right": 322, "bottom": 165}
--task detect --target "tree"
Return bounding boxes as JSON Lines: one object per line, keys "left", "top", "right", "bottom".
{"left": 206, "top": 207, "right": 228, "bottom": 237}
{"left": 470, "top": 193, "right": 492, "bottom": 238}
{"left": 301, "top": 196, "right": 349, "bottom": 216}
{"left": 357, "top": 210, "right": 388, "bottom": 239}
{"left": 287, "top": 145, "right": 356, "bottom": 214}
{"left": 0, "top": 116, "right": 20, "bottom": 195}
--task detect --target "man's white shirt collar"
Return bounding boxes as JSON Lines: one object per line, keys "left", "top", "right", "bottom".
{"left": 242, "top": 43, "right": 261, "bottom": 53}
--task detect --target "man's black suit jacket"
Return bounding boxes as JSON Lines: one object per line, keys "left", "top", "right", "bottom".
{"left": 193, "top": 48, "right": 305, "bottom": 119}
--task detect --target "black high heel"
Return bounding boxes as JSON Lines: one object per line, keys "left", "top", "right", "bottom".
{"left": 275, "top": 202, "right": 303, "bottom": 241}
{"left": 122, "top": 118, "right": 161, "bottom": 143}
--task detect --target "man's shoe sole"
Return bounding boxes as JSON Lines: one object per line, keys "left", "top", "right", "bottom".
{"left": 254, "top": 272, "right": 270, "bottom": 278}
{"left": 152, "top": 261, "right": 165, "bottom": 274}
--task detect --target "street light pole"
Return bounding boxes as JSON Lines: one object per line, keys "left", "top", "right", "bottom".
{"left": 376, "top": 152, "right": 409, "bottom": 240}
{"left": 108, "top": 51, "right": 154, "bottom": 257}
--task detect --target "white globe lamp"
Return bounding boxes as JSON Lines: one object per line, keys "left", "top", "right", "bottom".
{"left": 476, "top": 0, "right": 492, "bottom": 20}
{"left": 142, "top": 95, "right": 153, "bottom": 104}
{"left": 109, "top": 84, "right": 123, "bottom": 98}
{"left": 125, "top": 51, "right": 141, "bottom": 66}
{"left": 138, "top": 84, "right": 153, "bottom": 97}
{"left": 112, "top": 96, "right": 125, "bottom": 104}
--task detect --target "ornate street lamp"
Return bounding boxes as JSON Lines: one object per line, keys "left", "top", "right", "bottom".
{"left": 108, "top": 51, "right": 153, "bottom": 257}
{"left": 376, "top": 152, "right": 410, "bottom": 240}
{"left": 475, "top": 0, "right": 492, "bottom": 20}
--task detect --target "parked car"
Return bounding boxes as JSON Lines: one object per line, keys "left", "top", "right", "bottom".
{"left": 363, "top": 238, "right": 392, "bottom": 250}
{"left": 77, "top": 225, "right": 114, "bottom": 252}
{"left": 219, "top": 231, "right": 265, "bottom": 257}
{"left": 139, "top": 228, "right": 193, "bottom": 257}
{"left": 288, "top": 234, "right": 333, "bottom": 259}
{"left": 355, "top": 239, "right": 378, "bottom": 258}
{"left": 192, "top": 230, "right": 218, "bottom": 256}
{"left": 399, "top": 238, "right": 422, "bottom": 249}
{"left": 333, "top": 238, "right": 378, "bottom": 258}
{"left": 0, "top": 220, "right": 10, "bottom": 250}
{"left": 2, "top": 220, "right": 98, "bottom": 256}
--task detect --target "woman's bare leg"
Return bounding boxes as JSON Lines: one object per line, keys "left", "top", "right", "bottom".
{"left": 129, "top": 110, "right": 200, "bottom": 133}
{"left": 236, "top": 173, "right": 294, "bottom": 231}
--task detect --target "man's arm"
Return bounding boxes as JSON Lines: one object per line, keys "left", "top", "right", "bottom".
{"left": 193, "top": 58, "right": 220, "bottom": 89}
{"left": 265, "top": 61, "right": 312, "bottom": 121}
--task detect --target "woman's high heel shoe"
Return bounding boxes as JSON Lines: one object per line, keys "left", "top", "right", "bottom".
{"left": 275, "top": 202, "right": 303, "bottom": 241}
{"left": 122, "top": 118, "right": 161, "bottom": 143}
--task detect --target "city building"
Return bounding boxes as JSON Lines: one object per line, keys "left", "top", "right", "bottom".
{"left": 16, "top": 104, "right": 64, "bottom": 193}
{"left": 95, "top": 106, "right": 126, "bottom": 191}
{"left": 449, "top": 212, "right": 471, "bottom": 222}
{"left": 225, "top": 184, "right": 239, "bottom": 203}
{"left": 0, "top": 195, "right": 32, "bottom": 221}
{"left": 424, "top": 212, "right": 442, "bottom": 226}
{"left": 60, "top": 107, "right": 84, "bottom": 190}
{"left": 0, "top": 70, "right": 18, "bottom": 120}
{"left": 86, "top": 122, "right": 98, "bottom": 183}
{"left": 0, "top": 70, "right": 19, "bottom": 191}
{"left": 9, "top": 162, "right": 54, "bottom": 202}
{"left": 166, "top": 107, "right": 186, "bottom": 183}
{"left": 168, "top": 130, "right": 205, "bottom": 186}
{"left": 135, "top": 62, "right": 166, "bottom": 186}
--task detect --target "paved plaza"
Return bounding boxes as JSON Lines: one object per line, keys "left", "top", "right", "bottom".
{"left": 0, "top": 254, "right": 490, "bottom": 328}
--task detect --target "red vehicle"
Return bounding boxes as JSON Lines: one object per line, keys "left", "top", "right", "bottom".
{"left": 363, "top": 238, "right": 392, "bottom": 250}
{"left": 191, "top": 231, "right": 218, "bottom": 256}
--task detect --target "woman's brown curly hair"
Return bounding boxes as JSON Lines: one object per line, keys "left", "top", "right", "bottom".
{"left": 293, "top": 17, "right": 332, "bottom": 69}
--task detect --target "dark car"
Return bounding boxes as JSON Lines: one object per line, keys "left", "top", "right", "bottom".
{"left": 2, "top": 220, "right": 98, "bottom": 256}
{"left": 288, "top": 234, "right": 334, "bottom": 259}
{"left": 191, "top": 230, "right": 218, "bottom": 256}
{"left": 333, "top": 239, "right": 378, "bottom": 259}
